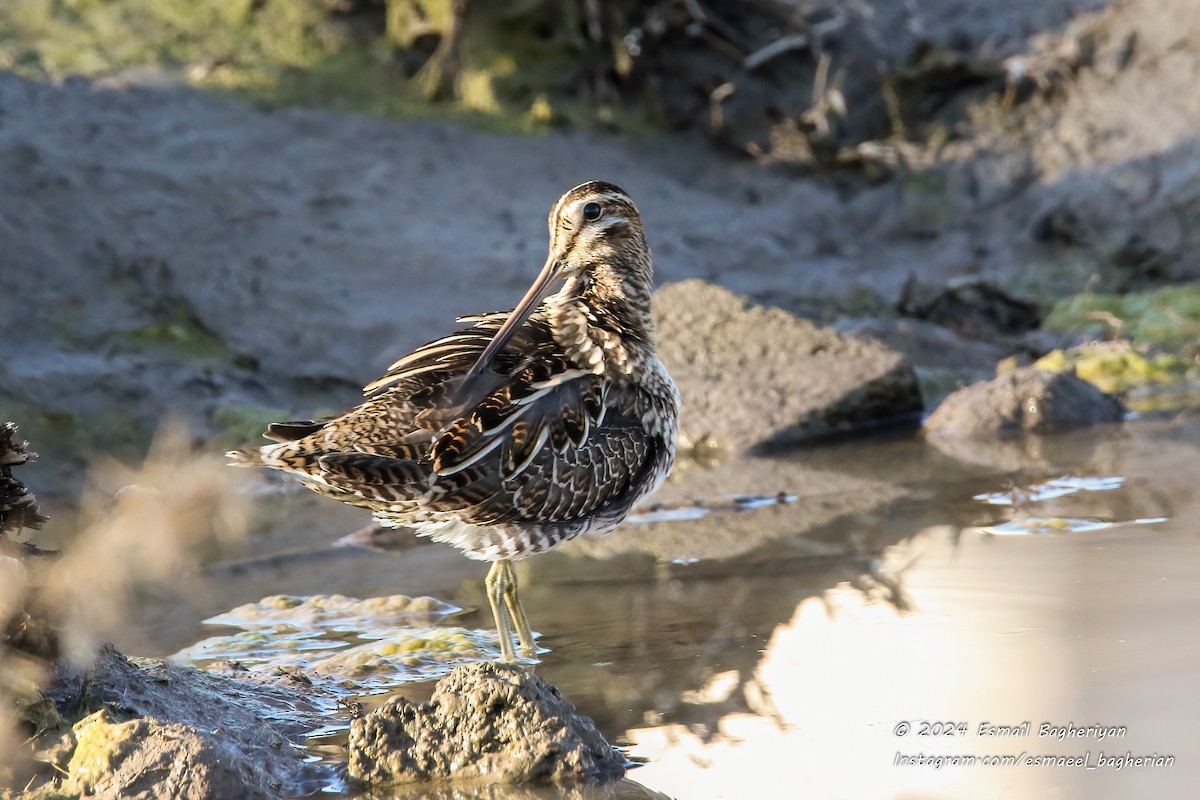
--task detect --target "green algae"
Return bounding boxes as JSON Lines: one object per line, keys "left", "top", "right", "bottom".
{"left": 203, "top": 592, "right": 460, "bottom": 631}
{"left": 172, "top": 593, "right": 499, "bottom": 700}
{"left": 1035, "top": 344, "right": 1197, "bottom": 394}
{"left": 1036, "top": 286, "right": 1200, "bottom": 399}
{"left": 109, "top": 317, "right": 231, "bottom": 362}
{"left": 0, "top": 401, "right": 153, "bottom": 469}
{"left": 1043, "top": 285, "right": 1200, "bottom": 350}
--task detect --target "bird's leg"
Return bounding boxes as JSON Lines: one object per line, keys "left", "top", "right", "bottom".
{"left": 498, "top": 559, "right": 537, "bottom": 658}
{"left": 485, "top": 560, "right": 517, "bottom": 661}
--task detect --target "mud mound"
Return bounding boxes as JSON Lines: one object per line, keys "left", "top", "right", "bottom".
{"left": 655, "top": 280, "right": 922, "bottom": 453}
{"left": 24, "top": 645, "right": 337, "bottom": 798}
{"left": 349, "top": 662, "right": 624, "bottom": 785}
{"left": 925, "top": 367, "right": 1124, "bottom": 438}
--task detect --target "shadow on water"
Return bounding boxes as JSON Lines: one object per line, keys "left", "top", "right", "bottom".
{"left": 131, "top": 409, "right": 1200, "bottom": 799}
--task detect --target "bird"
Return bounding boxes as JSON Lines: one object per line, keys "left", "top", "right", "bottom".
{"left": 228, "top": 181, "right": 679, "bottom": 661}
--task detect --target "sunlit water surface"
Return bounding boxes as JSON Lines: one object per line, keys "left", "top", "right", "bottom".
{"left": 120, "top": 412, "right": 1200, "bottom": 800}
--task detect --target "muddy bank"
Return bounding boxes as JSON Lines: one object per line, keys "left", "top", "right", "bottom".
{"left": 8, "top": 644, "right": 634, "bottom": 797}
{"left": 4, "top": 644, "right": 639, "bottom": 798}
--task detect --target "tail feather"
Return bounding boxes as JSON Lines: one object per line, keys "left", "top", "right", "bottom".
{"left": 226, "top": 440, "right": 318, "bottom": 471}
{"left": 265, "top": 420, "right": 327, "bottom": 442}
{"left": 225, "top": 447, "right": 264, "bottom": 467}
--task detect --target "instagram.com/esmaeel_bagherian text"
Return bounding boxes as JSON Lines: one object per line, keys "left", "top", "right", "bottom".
{"left": 894, "top": 751, "right": 1175, "bottom": 770}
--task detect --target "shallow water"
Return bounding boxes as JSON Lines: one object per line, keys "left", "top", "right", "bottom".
{"left": 120, "top": 411, "right": 1200, "bottom": 800}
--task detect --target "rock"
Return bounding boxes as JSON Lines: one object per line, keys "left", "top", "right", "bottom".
{"left": 56, "top": 709, "right": 267, "bottom": 800}
{"left": 896, "top": 278, "right": 1042, "bottom": 339}
{"left": 31, "top": 645, "right": 338, "bottom": 799}
{"left": 348, "top": 662, "right": 624, "bottom": 785}
{"left": 654, "top": 280, "right": 923, "bottom": 453}
{"left": 924, "top": 367, "right": 1125, "bottom": 439}
{"left": 835, "top": 316, "right": 1013, "bottom": 407}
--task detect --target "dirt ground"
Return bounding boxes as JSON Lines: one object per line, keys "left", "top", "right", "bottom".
{"left": 3, "top": 0, "right": 1199, "bottom": 500}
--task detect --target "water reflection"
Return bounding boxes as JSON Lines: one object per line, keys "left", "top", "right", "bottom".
{"left": 975, "top": 475, "right": 1128, "bottom": 505}
{"left": 612, "top": 418, "right": 1199, "bottom": 799}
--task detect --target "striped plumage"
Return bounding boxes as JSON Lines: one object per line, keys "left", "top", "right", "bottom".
{"left": 229, "top": 181, "right": 678, "bottom": 660}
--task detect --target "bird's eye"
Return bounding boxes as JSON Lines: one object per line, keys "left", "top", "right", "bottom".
{"left": 582, "top": 202, "right": 603, "bottom": 222}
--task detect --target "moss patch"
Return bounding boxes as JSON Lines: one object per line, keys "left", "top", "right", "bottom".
{"left": 1035, "top": 343, "right": 1199, "bottom": 394}
{"left": 1037, "top": 286, "right": 1200, "bottom": 397}
{"left": 1043, "top": 285, "right": 1200, "bottom": 350}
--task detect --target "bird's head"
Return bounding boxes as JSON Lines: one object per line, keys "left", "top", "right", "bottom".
{"left": 546, "top": 181, "right": 646, "bottom": 276}
{"left": 466, "top": 181, "right": 652, "bottom": 379}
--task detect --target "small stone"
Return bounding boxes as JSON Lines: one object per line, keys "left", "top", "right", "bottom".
{"left": 924, "top": 367, "right": 1125, "bottom": 438}
{"left": 348, "top": 662, "right": 624, "bottom": 785}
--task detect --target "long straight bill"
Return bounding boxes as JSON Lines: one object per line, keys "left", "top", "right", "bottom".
{"left": 464, "top": 253, "right": 562, "bottom": 382}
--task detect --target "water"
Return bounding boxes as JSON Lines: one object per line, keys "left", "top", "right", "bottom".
{"left": 119, "top": 411, "right": 1200, "bottom": 800}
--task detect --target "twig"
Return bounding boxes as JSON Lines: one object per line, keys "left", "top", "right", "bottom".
{"left": 743, "top": 33, "right": 810, "bottom": 71}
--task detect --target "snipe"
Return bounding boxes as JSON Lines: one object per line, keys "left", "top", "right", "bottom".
{"left": 229, "top": 181, "right": 679, "bottom": 661}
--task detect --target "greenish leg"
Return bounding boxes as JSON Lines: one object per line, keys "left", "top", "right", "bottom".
{"left": 498, "top": 559, "right": 537, "bottom": 658}
{"left": 484, "top": 559, "right": 517, "bottom": 661}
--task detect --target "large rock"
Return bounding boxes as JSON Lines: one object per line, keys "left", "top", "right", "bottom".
{"left": 925, "top": 367, "right": 1125, "bottom": 438}
{"left": 653, "top": 280, "right": 923, "bottom": 453}
{"left": 348, "top": 662, "right": 624, "bottom": 785}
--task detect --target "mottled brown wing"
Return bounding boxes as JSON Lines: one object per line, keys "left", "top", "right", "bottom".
{"left": 430, "top": 355, "right": 596, "bottom": 477}
{"left": 431, "top": 362, "right": 657, "bottom": 524}
{"left": 354, "top": 311, "right": 549, "bottom": 438}
{"left": 508, "top": 426, "right": 655, "bottom": 523}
